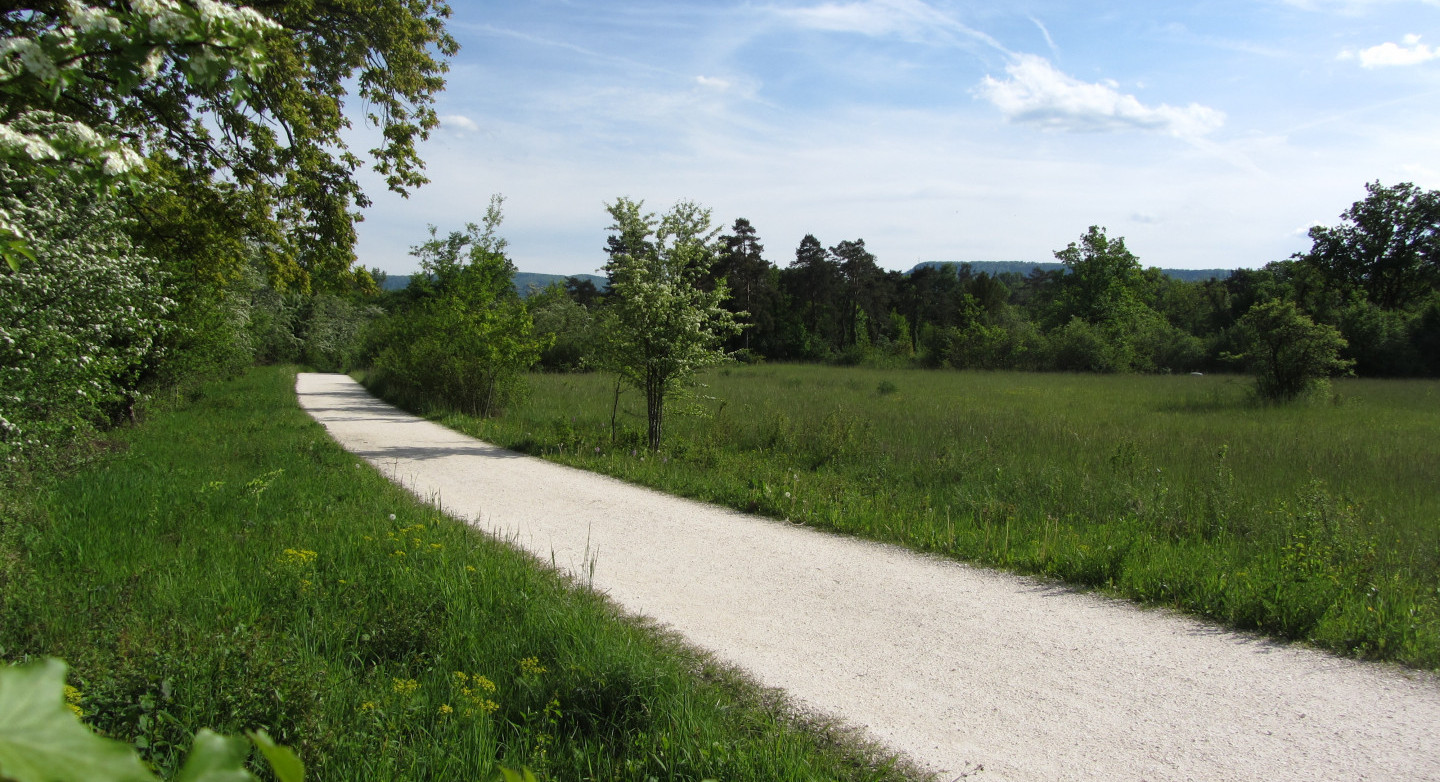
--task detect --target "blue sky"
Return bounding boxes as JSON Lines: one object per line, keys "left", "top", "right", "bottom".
{"left": 348, "top": 0, "right": 1440, "bottom": 276}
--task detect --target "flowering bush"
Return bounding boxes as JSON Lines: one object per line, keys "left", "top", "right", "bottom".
{"left": 0, "top": 161, "right": 170, "bottom": 464}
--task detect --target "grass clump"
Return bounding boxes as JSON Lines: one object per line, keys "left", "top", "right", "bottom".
{"left": 438, "top": 365, "right": 1440, "bottom": 669}
{"left": 0, "top": 365, "right": 916, "bottom": 781}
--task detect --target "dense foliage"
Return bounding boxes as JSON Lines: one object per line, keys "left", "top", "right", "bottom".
{"left": 0, "top": 162, "right": 170, "bottom": 465}
{"left": 366, "top": 198, "right": 544, "bottom": 417}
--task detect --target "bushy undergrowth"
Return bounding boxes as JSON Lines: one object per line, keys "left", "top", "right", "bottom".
{"left": 0, "top": 366, "right": 913, "bottom": 781}
{"left": 445, "top": 365, "right": 1440, "bottom": 669}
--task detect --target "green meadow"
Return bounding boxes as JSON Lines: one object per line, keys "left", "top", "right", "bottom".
{"left": 0, "top": 366, "right": 913, "bottom": 781}
{"left": 438, "top": 365, "right": 1440, "bottom": 669}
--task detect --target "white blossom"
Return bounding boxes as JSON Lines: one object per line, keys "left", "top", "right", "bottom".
{"left": 65, "top": 2, "right": 123, "bottom": 35}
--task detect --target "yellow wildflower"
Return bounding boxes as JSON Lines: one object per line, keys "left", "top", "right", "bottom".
{"left": 279, "top": 548, "right": 317, "bottom": 566}
{"left": 438, "top": 703, "right": 454, "bottom": 716}
{"left": 518, "top": 657, "right": 546, "bottom": 676}
{"left": 360, "top": 701, "right": 377, "bottom": 712}
{"left": 63, "top": 685, "right": 83, "bottom": 718}
{"left": 392, "top": 678, "right": 419, "bottom": 696}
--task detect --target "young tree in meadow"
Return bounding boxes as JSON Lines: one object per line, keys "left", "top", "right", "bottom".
{"left": 602, "top": 198, "right": 742, "bottom": 451}
{"left": 1233, "top": 299, "right": 1353, "bottom": 402}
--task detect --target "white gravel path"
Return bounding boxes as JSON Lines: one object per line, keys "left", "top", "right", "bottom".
{"left": 297, "top": 373, "right": 1440, "bottom": 781}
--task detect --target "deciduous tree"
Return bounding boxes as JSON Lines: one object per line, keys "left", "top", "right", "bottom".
{"left": 601, "top": 198, "right": 741, "bottom": 451}
{"left": 1302, "top": 181, "right": 1439, "bottom": 311}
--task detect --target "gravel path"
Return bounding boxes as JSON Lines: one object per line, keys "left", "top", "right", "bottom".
{"left": 297, "top": 373, "right": 1440, "bottom": 781}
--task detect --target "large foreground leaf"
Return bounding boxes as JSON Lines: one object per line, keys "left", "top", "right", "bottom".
{"left": 0, "top": 658, "right": 154, "bottom": 782}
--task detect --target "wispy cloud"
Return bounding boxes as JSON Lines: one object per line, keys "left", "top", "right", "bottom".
{"left": 773, "top": 0, "right": 1010, "bottom": 52}
{"left": 440, "top": 114, "right": 479, "bottom": 132}
{"left": 462, "top": 22, "right": 675, "bottom": 76}
{"left": 1339, "top": 34, "right": 1440, "bottom": 67}
{"left": 695, "top": 75, "right": 733, "bottom": 90}
{"left": 1028, "top": 14, "right": 1060, "bottom": 59}
{"left": 975, "top": 54, "right": 1225, "bottom": 138}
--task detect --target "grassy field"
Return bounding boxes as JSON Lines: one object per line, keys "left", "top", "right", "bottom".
{"left": 0, "top": 366, "right": 916, "bottom": 781}
{"left": 434, "top": 365, "right": 1440, "bottom": 669}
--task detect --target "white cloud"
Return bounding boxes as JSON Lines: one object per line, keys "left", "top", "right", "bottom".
{"left": 695, "top": 75, "right": 732, "bottom": 90}
{"left": 1339, "top": 34, "right": 1440, "bottom": 67}
{"left": 440, "top": 114, "right": 479, "bottom": 132}
{"left": 774, "top": 0, "right": 1008, "bottom": 52}
{"left": 975, "top": 54, "right": 1225, "bottom": 138}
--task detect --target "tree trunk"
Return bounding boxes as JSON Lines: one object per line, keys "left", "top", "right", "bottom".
{"left": 645, "top": 373, "right": 665, "bottom": 452}
{"left": 610, "top": 375, "right": 623, "bottom": 445}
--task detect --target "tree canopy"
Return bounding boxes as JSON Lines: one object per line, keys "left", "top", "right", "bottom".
{"left": 1302, "top": 181, "right": 1439, "bottom": 311}
{"left": 2, "top": 1, "right": 459, "bottom": 288}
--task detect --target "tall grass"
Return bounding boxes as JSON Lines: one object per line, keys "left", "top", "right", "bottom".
{"left": 440, "top": 365, "right": 1440, "bottom": 669}
{"left": 0, "top": 366, "right": 915, "bottom": 781}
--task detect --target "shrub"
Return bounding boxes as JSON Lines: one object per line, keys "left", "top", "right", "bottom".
{"left": 368, "top": 200, "right": 544, "bottom": 417}
{"left": 1233, "top": 299, "right": 1353, "bottom": 401}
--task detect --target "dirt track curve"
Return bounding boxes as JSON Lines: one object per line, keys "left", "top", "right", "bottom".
{"left": 297, "top": 373, "right": 1440, "bottom": 781}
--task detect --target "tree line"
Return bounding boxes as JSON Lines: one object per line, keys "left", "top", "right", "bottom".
{"left": 521, "top": 182, "right": 1437, "bottom": 385}
{"left": 355, "top": 182, "right": 1433, "bottom": 451}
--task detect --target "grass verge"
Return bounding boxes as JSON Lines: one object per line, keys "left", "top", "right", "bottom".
{"left": 0, "top": 365, "right": 917, "bottom": 781}
{"left": 413, "top": 365, "right": 1440, "bottom": 670}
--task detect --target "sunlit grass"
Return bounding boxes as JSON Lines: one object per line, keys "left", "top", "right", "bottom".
{"left": 447, "top": 365, "right": 1440, "bottom": 669}
{"left": 0, "top": 366, "right": 914, "bottom": 781}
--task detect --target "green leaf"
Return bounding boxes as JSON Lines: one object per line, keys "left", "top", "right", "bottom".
{"left": 0, "top": 659, "right": 157, "bottom": 782}
{"left": 2, "top": 240, "right": 35, "bottom": 272}
{"left": 247, "top": 730, "right": 303, "bottom": 782}
{"left": 496, "top": 766, "right": 540, "bottom": 782}
{"left": 173, "top": 730, "right": 257, "bottom": 782}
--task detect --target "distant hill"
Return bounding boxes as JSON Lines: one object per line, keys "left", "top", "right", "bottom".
{"left": 911, "top": 261, "right": 1233, "bottom": 283}
{"left": 514, "top": 272, "right": 608, "bottom": 296}
{"left": 378, "top": 272, "right": 609, "bottom": 297}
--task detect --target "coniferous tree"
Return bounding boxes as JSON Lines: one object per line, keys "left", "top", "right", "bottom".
{"left": 713, "top": 218, "right": 779, "bottom": 354}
